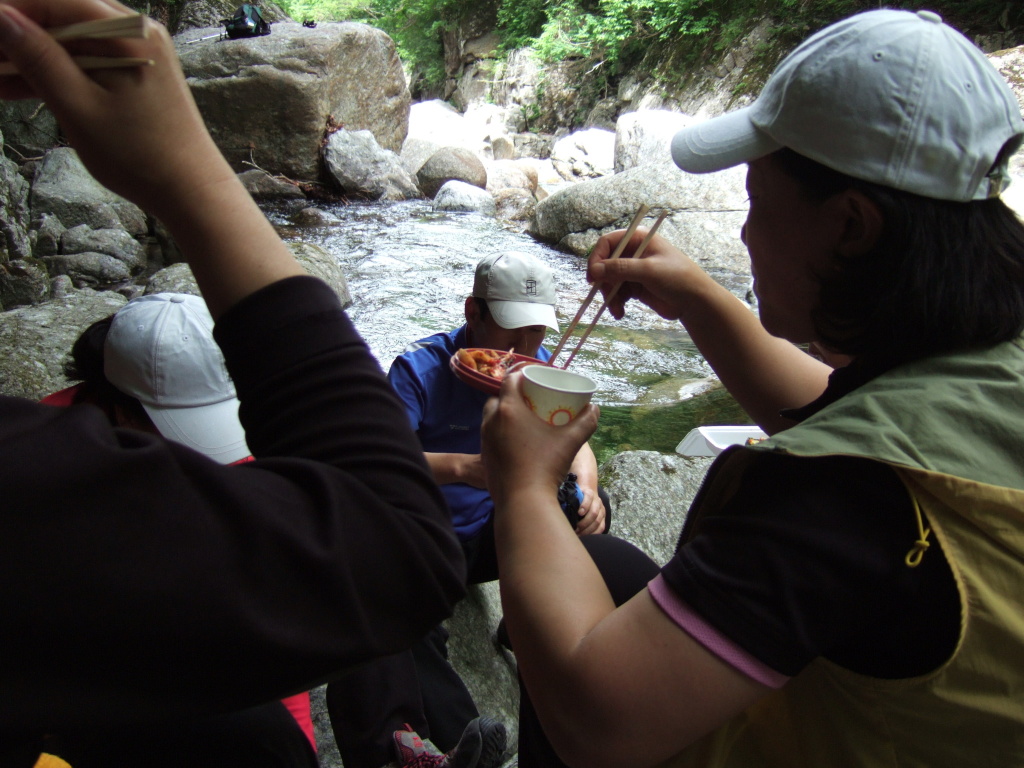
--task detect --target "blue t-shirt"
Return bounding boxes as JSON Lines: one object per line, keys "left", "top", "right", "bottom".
{"left": 386, "top": 325, "right": 551, "bottom": 541}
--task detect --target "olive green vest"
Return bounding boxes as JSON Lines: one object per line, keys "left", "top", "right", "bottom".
{"left": 665, "top": 337, "right": 1024, "bottom": 767}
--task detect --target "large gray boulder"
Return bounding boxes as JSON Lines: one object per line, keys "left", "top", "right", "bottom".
{"left": 550, "top": 128, "right": 616, "bottom": 181}
{"left": 433, "top": 180, "right": 496, "bottom": 215}
{"left": 615, "top": 110, "right": 695, "bottom": 172}
{"left": 485, "top": 160, "right": 535, "bottom": 194}
{"left": 599, "top": 451, "right": 713, "bottom": 564}
{"left": 418, "top": 147, "right": 487, "bottom": 199}
{"left": 29, "top": 148, "right": 147, "bottom": 237}
{"left": 323, "top": 128, "right": 420, "bottom": 201}
{"left": 529, "top": 164, "right": 750, "bottom": 278}
{"left": 175, "top": 22, "right": 410, "bottom": 182}
{"left": 401, "top": 101, "right": 467, "bottom": 176}
{"left": 0, "top": 290, "right": 127, "bottom": 400}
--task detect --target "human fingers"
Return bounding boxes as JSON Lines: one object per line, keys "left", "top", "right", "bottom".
{"left": 573, "top": 487, "right": 600, "bottom": 535}
{"left": 586, "top": 228, "right": 648, "bottom": 280}
{"left": 482, "top": 376, "right": 599, "bottom": 498}
{"left": 0, "top": 3, "right": 101, "bottom": 105}
{"left": 0, "top": 5, "right": 232, "bottom": 219}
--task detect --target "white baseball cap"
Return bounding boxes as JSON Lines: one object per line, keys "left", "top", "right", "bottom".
{"left": 473, "top": 252, "right": 559, "bottom": 331}
{"left": 670, "top": 9, "right": 1024, "bottom": 202}
{"left": 104, "top": 293, "right": 250, "bottom": 465}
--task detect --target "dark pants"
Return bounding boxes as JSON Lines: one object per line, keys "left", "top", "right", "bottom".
{"left": 52, "top": 700, "right": 318, "bottom": 768}
{"left": 327, "top": 489, "right": 612, "bottom": 768}
{"left": 515, "top": 534, "right": 662, "bottom": 768}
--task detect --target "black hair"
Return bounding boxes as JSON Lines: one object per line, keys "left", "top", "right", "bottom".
{"left": 773, "top": 147, "right": 1024, "bottom": 369}
{"left": 472, "top": 296, "right": 491, "bottom": 320}
{"left": 65, "top": 315, "right": 149, "bottom": 425}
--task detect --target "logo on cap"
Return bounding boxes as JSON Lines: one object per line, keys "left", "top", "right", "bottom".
{"left": 525, "top": 279, "right": 538, "bottom": 297}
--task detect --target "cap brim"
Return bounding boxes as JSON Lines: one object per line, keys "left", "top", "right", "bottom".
{"left": 670, "top": 107, "right": 781, "bottom": 173}
{"left": 488, "top": 300, "right": 559, "bottom": 332}
{"left": 144, "top": 397, "right": 251, "bottom": 465}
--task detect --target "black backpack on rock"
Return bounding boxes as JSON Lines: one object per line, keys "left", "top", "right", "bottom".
{"left": 223, "top": 4, "right": 271, "bottom": 38}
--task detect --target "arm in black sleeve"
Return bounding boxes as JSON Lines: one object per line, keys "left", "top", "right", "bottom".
{"left": 0, "top": 276, "right": 465, "bottom": 730}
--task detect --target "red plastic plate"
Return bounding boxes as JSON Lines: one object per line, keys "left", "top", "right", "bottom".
{"left": 449, "top": 349, "right": 547, "bottom": 395}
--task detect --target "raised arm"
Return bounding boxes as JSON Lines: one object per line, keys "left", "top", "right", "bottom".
{"left": 481, "top": 374, "right": 768, "bottom": 766}
{"left": 588, "top": 228, "right": 831, "bottom": 434}
{"left": 0, "top": 1, "right": 466, "bottom": 730}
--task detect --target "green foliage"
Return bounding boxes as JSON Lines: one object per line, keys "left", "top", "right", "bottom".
{"left": 276, "top": 0, "right": 373, "bottom": 22}
{"left": 283, "top": 0, "right": 1021, "bottom": 103}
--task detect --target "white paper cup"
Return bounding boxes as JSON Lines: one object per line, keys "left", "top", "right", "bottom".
{"left": 520, "top": 365, "right": 597, "bottom": 426}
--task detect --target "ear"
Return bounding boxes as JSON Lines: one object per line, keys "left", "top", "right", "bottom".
{"left": 464, "top": 296, "right": 480, "bottom": 325}
{"left": 831, "top": 189, "right": 884, "bottom": 257}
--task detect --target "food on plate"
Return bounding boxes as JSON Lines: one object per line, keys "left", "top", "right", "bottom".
{"left": 456, "top": 348, "right": 515, "bottom": 380}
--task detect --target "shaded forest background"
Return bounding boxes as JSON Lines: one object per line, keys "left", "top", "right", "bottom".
{"left": 133, "top": 0, "right": 1023, "bottom": 112}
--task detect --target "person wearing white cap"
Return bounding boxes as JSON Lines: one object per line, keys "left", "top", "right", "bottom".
{"left": 102, "top": 293, "right": 251, "bottom": 464}
{"left": 0, "top": 4, "right": 466, "bottom": 766}
{"left": 325, "top": 251, "right": 609, "bottom": 768}
{"left": 481, "top": 9, "right": 1024, "bottom": 768}
{"left": 41, "top": 294, "right": 320, "bottom": 765}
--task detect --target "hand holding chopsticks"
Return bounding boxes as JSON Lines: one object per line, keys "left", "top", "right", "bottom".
{"left": 0, "top": 13, "right": 152, "bottom": 76}
{"left": 549, "top": 206, "right": 668, "bottom": 368}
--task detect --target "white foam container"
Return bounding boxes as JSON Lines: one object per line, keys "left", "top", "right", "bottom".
{"left": 675, "top": 426, "right": 768, "bottom": 457}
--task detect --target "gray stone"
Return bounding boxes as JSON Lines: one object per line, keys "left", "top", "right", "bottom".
{"left": 288, "top": 242, "right": 353, "bottom": 309}
{"left": 529, "top": 164, "right": 750, "bottom": 278}
{"left": 614, "top": 110, "right": 696, "bottom": 173}
{"left": 291, "top": 207, "right": 339, "bottom": 227}
{"left": 418, "top": 148, "right": 488, "bottom": 199}
{"left": 32, "top": 213, "right": 64, "bottom": 258}
{"left": 171, "top": 0, "right": 289, "bottom": 33}
{"left": 143, "top": 242, "right": 352, "bottom": 310}
{"left": 176, "top": 22, "right": 410, "bottom": 182}
{"left": 323, "top": 128, "right": 420, "bottom": 201}
{"left": 50, "top": 274, "right": 75, "bottom": 300}
{"left": 433, "top": 180, "right": 496, "bottom": 215}
{"left": 44, "top": 252, "right": 133, "bottom": 289}
{"left": 400, "top": 135, "right": 446, "bottom": 177}
{"left": 485, "top": 160, "right": 534, "bottom": 194}
{"left": 237, "top": 169, "right": 307, "bottom": 200}
{"left": 493, "top": 188, "right": 537, "bottom": 225}
{"left": 30, "top": 148, "right": 147, "bottom": 236}
{"left": 0, "top": 140, "right": 31, "bottom": 265}
{"left": 0, "top": 290, "right": 126, "bottom": 401}
{"left": 550, "top": 128, "right": 616, "bottom": 181}
{"left": 599, "top": 451, "right": 713, "bottom": 565}
{"left": 0, "top": 100, "right": 61, "bottom": 158}
{"left": 0, "top": 258, "right": 50, "bottom": 310}
{"left": 490, "top": 135, "right": 516, "bottom": 161}
{"left": 512, "top": 132, "right": 553, "bottom": 160}
{"left": 143, "top": 262, "right": 202, "bottom": 296}
{"left": 61, "top": 225, "right": 146, "bottom": 274}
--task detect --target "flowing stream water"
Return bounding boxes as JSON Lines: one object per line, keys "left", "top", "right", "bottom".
{"left": 268, "top": 200, "right": 753, "bottom": 463}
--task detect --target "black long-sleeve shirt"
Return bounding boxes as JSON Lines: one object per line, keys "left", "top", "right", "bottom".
{"left": 0, "top": 277, "right": 466, "bottom": 746}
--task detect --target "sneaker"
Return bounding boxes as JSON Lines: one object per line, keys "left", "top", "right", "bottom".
{"left": 391, "top": 717, "right": 507, "bottom": 768}
{"left": 475, "top": 716, "right": 508, "bottom": 768}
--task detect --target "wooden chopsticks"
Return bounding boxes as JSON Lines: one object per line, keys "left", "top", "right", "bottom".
{"left": 0, "top": 14, "right": 152, "bottom": 76}
{"left": 548, "top": 205, "right": 651, "bottom": 365}
{"left": 49, "top": 14, "right": 148, "bottom": 42}
{"left": 559, "top": 210, "right": 667, "bottom": 369}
